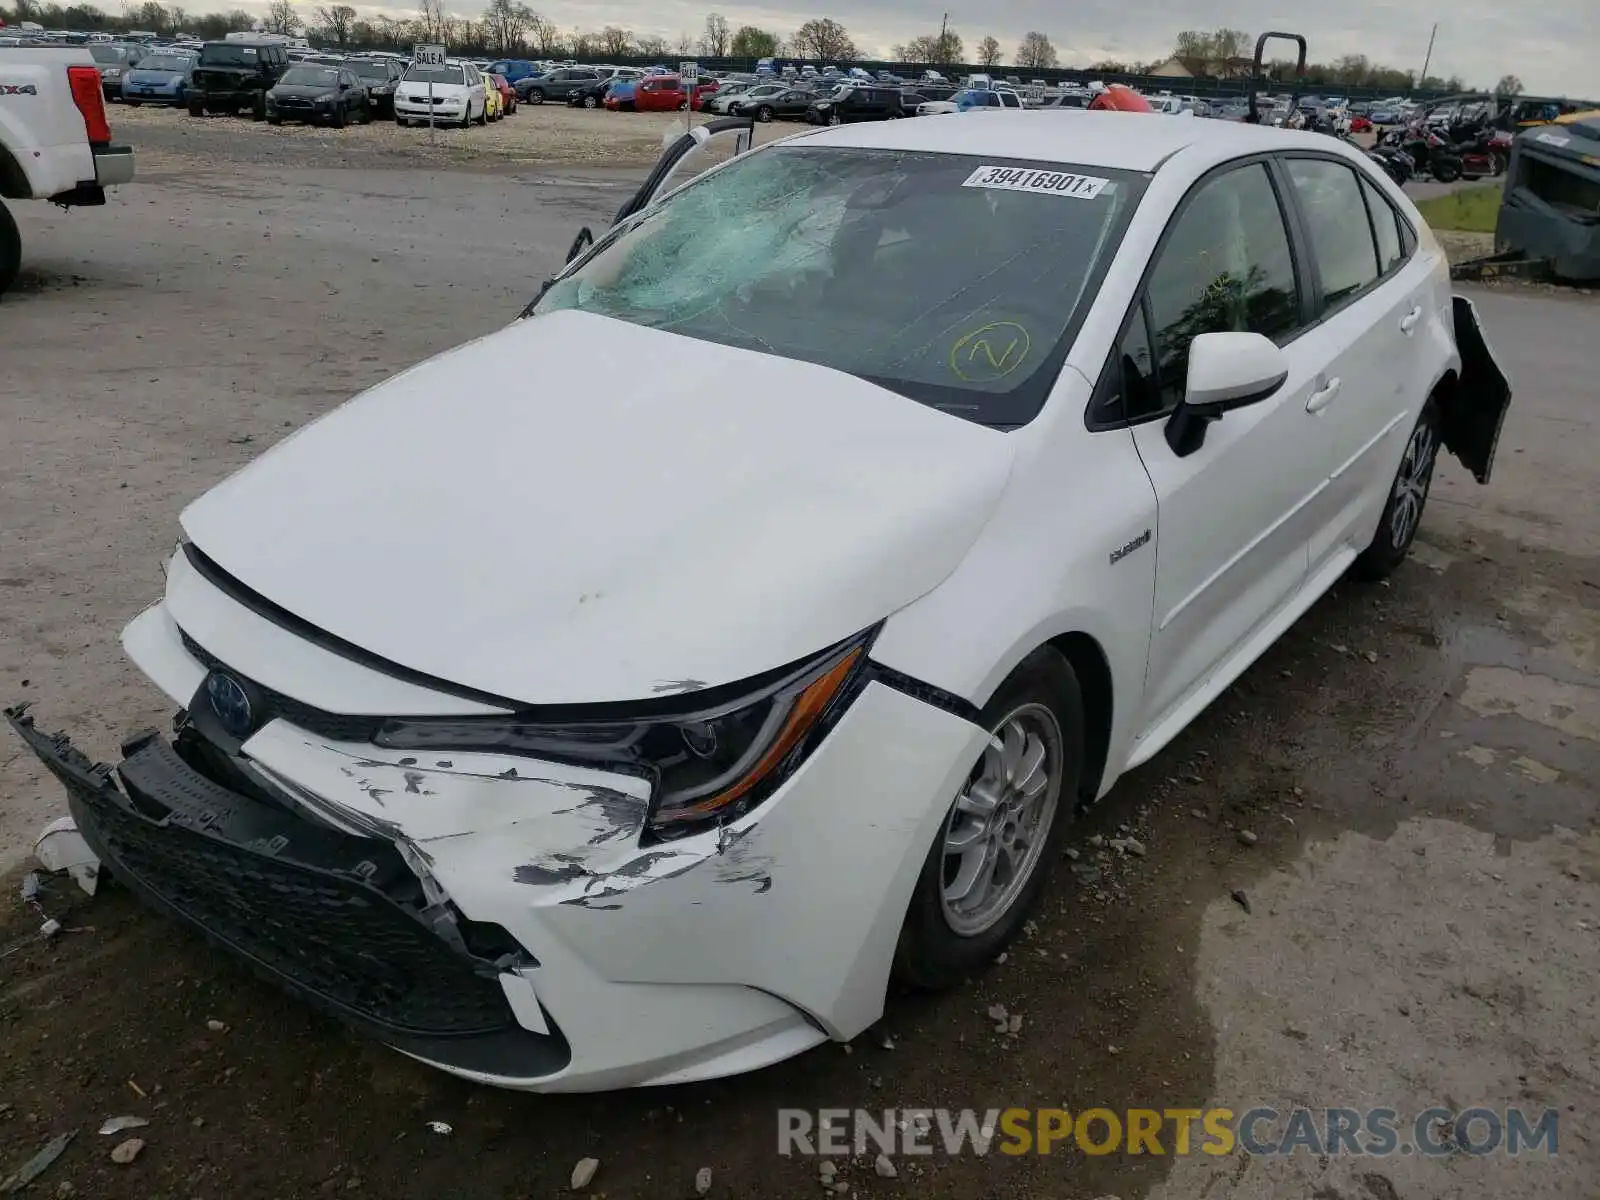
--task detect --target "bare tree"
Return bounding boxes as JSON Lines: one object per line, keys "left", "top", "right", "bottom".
{"left": 1494, "top": 73, "right": 1523, "bottom": 95}
{"left": 314, "top": 3, "right": 355, "bottom": 47}
{"left": 527, "top": 13, "right": 562, "bottom": 54}
{"left": 699, "top": 12, "right": 729, "bottom": 56}
{"left": 483, "top": 0, "right": 534, "bottom": 53}
{"left": 675, "top": 33, "right": 695, "bottom": 55}
{"left": 976, "top": 35, "right": 1000, "bottom": 67}
{"left": 570, "top": 28, "right": 596, "bottom": 56}
{"left": 1015, "top": 31, "right": 1057, "bottom": 69}
{"left": 263, "top": 0, "right": 300, "bottom": 35}
{"left": 790, "top": 17, "right": 856, "bottom": 60}
{"left": 416, "top": 0, "right": 449, "bottom": 42}
{"left": 598, "top": 25, "right": 632, "bottom": 57}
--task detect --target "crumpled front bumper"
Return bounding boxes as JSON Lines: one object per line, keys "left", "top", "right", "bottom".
{"left": 9, "top": 593, "right": 987, "bottom": 1091}
{"left": 6, "top": 704, "right": 571, "bottom": 1080}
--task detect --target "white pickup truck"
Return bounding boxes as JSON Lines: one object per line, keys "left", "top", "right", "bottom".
{"left": 0, "top": 45, "right": 134, "bottom": 295}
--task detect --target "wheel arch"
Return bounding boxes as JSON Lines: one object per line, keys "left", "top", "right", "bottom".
{"left": 1044, "top": 632, "right": 1113, "bottom": 808}
{"left": 0, "top": 144, "right": 33, "bottom": 201}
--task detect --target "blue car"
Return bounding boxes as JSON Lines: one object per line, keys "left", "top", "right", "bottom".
{"left": 485, "top": 58, "right": 539, "bottom": 84}
{"left": 120, "top": 52, "right": 195, "bottom": 106}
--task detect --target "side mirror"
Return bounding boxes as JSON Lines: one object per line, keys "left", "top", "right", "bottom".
{"left": 1164, "top": 331, "right": 1288, "bottom": 456}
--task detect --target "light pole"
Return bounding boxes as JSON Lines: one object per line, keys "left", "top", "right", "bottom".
{"left": 1418, "top": 21, "right": 1437, "bottom": 91}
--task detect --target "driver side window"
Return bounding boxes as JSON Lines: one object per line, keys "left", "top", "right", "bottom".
{"left": 1143, "top": 162, "right": 1301, "bottom": 416}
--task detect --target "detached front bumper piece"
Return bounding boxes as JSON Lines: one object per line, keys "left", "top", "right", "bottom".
{"left": 4, "top": 704, "right": 569, "bottom": 1080}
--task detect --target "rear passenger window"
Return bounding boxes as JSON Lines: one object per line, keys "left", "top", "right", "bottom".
{"left": 1286, "top": 159, "right": 1380, "bottom": 307}
{"left": 1359, "top": 175, "right": 1406, "bottom": 274}
{"left": 1144, "top": 162, "right": 1302, "bottom": 412}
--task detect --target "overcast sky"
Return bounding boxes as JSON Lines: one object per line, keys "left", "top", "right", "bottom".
{"left": 311, "top": 1, "right": 1594, "bottom": 97}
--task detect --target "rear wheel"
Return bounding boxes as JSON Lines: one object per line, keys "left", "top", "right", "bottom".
{"left": 126, "top": 99, "right": 142, "bottom": 107}
{"left": 583, "top": 94, "right": 598, "bottom": 108}
{"left": 527, "top": 87, "right": 544, "bottom": 104}
{"left": 0, "top": 199, "right": 21, "bottom": 299}
{"left": 1433, "top": 158, "right": 1461, "bottom": 183}
{"left": 893, "top": 647, "right": 1082, "bottom": 991}
{"left": 1354, "top": 398, "right": 1441, "bottom": 580}
{"left": 756, "top": 105, "right": 773, "bottom": 122}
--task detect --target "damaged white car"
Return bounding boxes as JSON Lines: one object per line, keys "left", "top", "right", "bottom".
{"left": 10, "top": 112, "right": 1510, "bottom": 1093}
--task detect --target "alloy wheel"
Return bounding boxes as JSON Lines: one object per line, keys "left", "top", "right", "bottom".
{"left": 1390, "top": 422, "right": 1437, "bottom": 549}
{"left": 939, "top": 703, "right": 1063, "bottom": 937}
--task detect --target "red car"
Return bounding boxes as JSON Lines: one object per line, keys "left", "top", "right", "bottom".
{"left": 625, "top": 75, "right": 687, "bottom": 112}
{"left": 1350, "top": 114, "right": 1372, "bottom": 133}
{"left": 486, "top": 72, "right": 517, "bottom": 116}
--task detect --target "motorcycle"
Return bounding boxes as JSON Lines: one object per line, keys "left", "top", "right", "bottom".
{"left": 1392, "top": 124, "right": 1464, "bottom": 183}
{"left": 1444, "top": 120, "right": 1512, "bottom": 178}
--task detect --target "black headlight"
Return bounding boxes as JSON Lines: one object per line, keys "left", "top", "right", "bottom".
{"left": 374, "top": 630, "right": 875, "bottom": 840}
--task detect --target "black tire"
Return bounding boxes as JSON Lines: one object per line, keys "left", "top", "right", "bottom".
{"left": 583, "top": 94, "right": 598, "bottom": 108}
{"left": 267, "top": 115, "right": 283, "bottom": 125}
{"left": 188, "top": 98, "right": 205, "bottom": 117}
{"left": 251, "top": 95, "right": 266, "bottom": 121}
{"left": 527, "top": 87, "right": 545, "bottom": 104}
{"left": 1433, "top": 158, "right": 1461, "bottom": 184}
{"left": 827, "top": 112, "right": 842, "bottom": 126}
{"left": 0, "top": 198, "right": 21, "bottom": 299}
{"left": 475, "top": 102, "right": 488, "bottom": 126}
{"left": 756, "top": 105, "right": 773, "bottom": 122}
{"left": 1354, "top": 398, "right": 1441, "bottom": 580}
{"left": 126, "top": 100, "right": 142, "bottom": 107}
{"left": 893, "top": 647, "right": 1083, "bottom": 991}
{"left": 1491, "top": 151, "right": 1507, "bottom": 176}
{"left": 332, "top": 103, "right": 346, "bottom": 128}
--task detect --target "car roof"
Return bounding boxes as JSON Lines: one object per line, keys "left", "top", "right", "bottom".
{"left": 794, "top": 110, "right": 1328, "bottom": 173}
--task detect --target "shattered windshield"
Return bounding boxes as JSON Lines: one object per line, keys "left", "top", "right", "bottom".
{"left": 533, "top": 147, "right": 1143, "bottom": 426}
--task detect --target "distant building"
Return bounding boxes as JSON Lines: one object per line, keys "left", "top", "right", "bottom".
{"left": 1149, "top": 57, "right": 1194, "bottom": 78}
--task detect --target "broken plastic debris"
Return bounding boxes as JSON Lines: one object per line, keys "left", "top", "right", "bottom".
{"left": 98, "top": 1116, "right": 151, "bottom": 1136}
{"left": 19, "top": 872, "right": 40, "bottom": 903}
{"left": 109, "top": 1137, "right": 144, "bottom": 1164}
{"left": 426, "top": 1121, "right": 452, "bottom": 1135}
{"left": 39, "top": 919, "right": 61, "bottom": 939}
{"left": 33, "top": 816, "right": 100, "bottom": 896}
{"left": 571, "top": 1156, "right": 600, "bottom": 1190}
{"left": 0, "top": 1131, "right": 76, "bottom": 1194}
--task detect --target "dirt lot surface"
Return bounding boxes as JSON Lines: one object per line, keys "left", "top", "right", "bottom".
{"left": 112, "top": 99, "right": 796, "bottom": 172}
{"left": 2, "top": 113, "right": 1598, "bottom": 1199}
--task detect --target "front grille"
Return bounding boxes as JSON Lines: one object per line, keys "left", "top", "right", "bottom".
{"left": 28, "top": 724, "right": 517, "bottom": 1038}
{"left": 180, "top": 629, "right": 382, "bottom": 744}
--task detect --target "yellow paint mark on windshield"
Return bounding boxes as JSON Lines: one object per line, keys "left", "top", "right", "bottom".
{"left": 950, "top": 321, "right": 1032, "bottom": 383}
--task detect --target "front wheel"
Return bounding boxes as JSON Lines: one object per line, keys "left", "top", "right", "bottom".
{"left": 526, "top": 88, "right": 544, "bottom": 104}
{"left": 1491, "top": 151, "right": 1507, "bottom": 176}
{"left": 583, "top": 94, "right": 598, "bottom": 108}
{"left": 893, "top": 647, "right": 1082, "bottom": 991}
{"left": 187, "top": 98, "right": 205, "bottom": 117}
{"left": 826, "top": 112, "right": 842, "bottom": 126}
{"left": 332, "top": 103, "right": 346, "bottom": 128}
{"left": 0, "top": 198, "right": 21, "bottom": 298}
{"left": 126, "top": 99, "right": 142, "bottom": 107}
{"left": 1354, "top": 399, "right": 1441, "bottom": 580}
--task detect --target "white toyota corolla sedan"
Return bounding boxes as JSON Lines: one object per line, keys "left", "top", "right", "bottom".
{"left": 10, "top": 113, "right": 1510, "bottom": 1093}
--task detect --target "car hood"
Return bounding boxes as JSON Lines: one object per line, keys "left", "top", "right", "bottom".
{"left": 127, "top": 68, "right": 184, "bottom": 82}
{"left": 179, "top": 311, "right": 1015, "bottom": 706}
{"left": 270, "top": 84, "right": 336, "bottom": 99}
{"left": 401, "top": 82, "right": 466, "bottom": 97}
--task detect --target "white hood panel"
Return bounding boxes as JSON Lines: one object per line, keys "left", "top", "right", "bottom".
{"left": 181, "top": 311, "right": 1013, "bottom": 705}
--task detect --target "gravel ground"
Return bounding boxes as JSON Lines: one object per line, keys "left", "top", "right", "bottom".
{"left": 109, "top": 98, "right": 796, "bottom": 173}
{"left": 1, "top": 117, "right": 1597, "bottom": 1200}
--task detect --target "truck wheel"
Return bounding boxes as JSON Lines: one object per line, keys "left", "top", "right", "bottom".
{"left": 0, "top": 199, "right": 20, "bottom": 299}
{"left": 188, "top": 98, "right": 205, "bottom": 117}
{"left": 252, "top": 95, "right": 267, "bottom": 121}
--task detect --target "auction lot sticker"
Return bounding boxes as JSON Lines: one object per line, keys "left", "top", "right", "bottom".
{"left": 962, "top": 166, "right": 1109, "bottom": 199}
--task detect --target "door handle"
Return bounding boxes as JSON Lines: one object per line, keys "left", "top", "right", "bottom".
{"left": 1306, "top": 377, "right": 1342, "bottom": 413}
{"left": 1399, "top": 306, "right": 1423, "bottom": 334}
